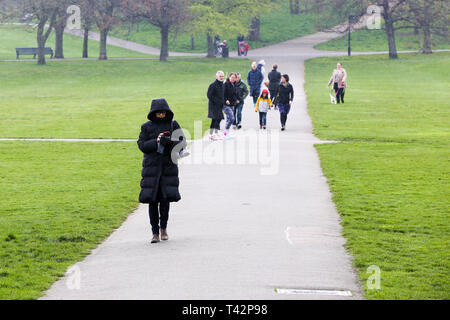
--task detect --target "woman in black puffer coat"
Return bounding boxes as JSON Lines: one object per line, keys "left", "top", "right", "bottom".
{"left": 137, "top": 98, "right": 186, "bottom": 244}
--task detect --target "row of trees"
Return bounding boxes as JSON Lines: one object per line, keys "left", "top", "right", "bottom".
{"left": 299, "top": 0, "right": 449, "bottom": 58}
{"left": 0, "top": 0, "right": 448, "bottom": 64}
{"left": 0, "top": 0, "right": 276, "bottom": 64}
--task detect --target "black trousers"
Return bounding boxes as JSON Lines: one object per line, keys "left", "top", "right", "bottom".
{"left": 149, "top": 200, "right": 170, "bottom": 235}
{"left": 334, "top": 82, "right": 345, "bottom": 103}
{"left": 280, "top": 113, "right": 288, "bottom": 127}
{"left": 210, "top": 118, "right": 221, "bottom": 134}
{"left": 269, "top": 89, "right": 277, "bottom": 102}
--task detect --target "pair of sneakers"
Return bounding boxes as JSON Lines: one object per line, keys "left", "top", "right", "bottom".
{"left": 209, "top": 131, "right": 233, "bottom": 141}
{"left": 209, "top": 133, "right": 223, "bottom": 141}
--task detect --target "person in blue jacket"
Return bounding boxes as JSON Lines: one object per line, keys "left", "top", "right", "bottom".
{"left": 247, "top": 61, "right": 263, "bottom": 107}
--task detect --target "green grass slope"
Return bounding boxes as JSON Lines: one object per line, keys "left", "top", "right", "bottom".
{"left": 0, "top": 58, "right": 251, "bottom": 138}
{"left": 0, "top": 57, "right": 251, "bottom": 299}
{"left": 305, "top": 52, "right": 450, "bottom": 299}
{"left": 315, "top": 28, "right": 450, "bottom": 52}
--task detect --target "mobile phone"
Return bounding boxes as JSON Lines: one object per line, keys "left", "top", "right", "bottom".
{"left": 163, "top": 131, "right": 170, "bottom": 136}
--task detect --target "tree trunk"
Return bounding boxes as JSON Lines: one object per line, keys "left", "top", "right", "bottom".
{"left": 383, "top": 1, "right": 398, "bottom": 59}
{"left": 289, "top": 0, "right": 294, "bottom": 14}
{"left": 191, "top": 35, "right": 195, "bottom": 50}
{"left": 294, "top": 0, "right": 300, "bottom": 14}
{"left": 422, "top": 25, "right": 432, "bottom": 54}
{"left": 54, "top": 23, "right": 65, "bottom": 59}
{"left": 83, "top": 25, "right": 89, "bottom": 58}
{"left": 37, "top": 23, "right": 46, "bottom": 65}
{"left": 206, "top": 33, "right": 215, "bottom": 58}
{"left": 160, "top": 25, "right": 169, "bottom": 62}
{"left": 99, "top": 29, "right": 108, "bottom": 60}
{"left": 248, "top": 16, "right": 260, "bottom": 41}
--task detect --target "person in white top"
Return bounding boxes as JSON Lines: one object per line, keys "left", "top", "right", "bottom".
{"left": 257, "top": 60, "right": 266, "bottom": 92}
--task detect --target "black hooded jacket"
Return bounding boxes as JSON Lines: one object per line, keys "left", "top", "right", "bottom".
{"left": 137, "top": 98, "right": 186, "bottom": 203}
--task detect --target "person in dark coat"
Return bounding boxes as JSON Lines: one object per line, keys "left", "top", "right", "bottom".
{"left": 233, "top": 73, "right": 249, "bottom": 129}
{"left": 268, "top": 64, "right": 281, "bottom": 103}
{"left": 247, "top": 61, "right": 264, "bottom": 107}
{"left": 137, "top": 98, "right": 186, "bottom": 243}
{"left": 223, "top": 73, "right": 238, "bottom": 137}
{"left": 207, "top": 70, "right": 225, "bottom": 140}
{"left": 273, "top": 74, "right": 294, "bottom": 131}
{"left": 237, "top": 35, "right": 245, "bottom": 56}
{"left": 221, "top": 40, "right": 229, "bottom": 58}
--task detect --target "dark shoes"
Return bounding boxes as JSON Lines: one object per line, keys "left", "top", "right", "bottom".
{"left": 151, "top": 230, "right": 169, "bottom": 244}
{"left": 161, "top": 229, "right": 169, "bottom": 241}
{"left": 151, "top": 234, "right": 160, "bottom": 244}
{"left": 281, "top": 126, "right": 286, "bottom": 131}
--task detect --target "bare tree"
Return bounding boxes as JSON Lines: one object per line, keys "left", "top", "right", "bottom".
{"left": 248, "top": 16, "right": 260, "bottom": 41}
{"left": 123, "top": 0, "right": 190, "bottom": 62}
{"left": 0, "top": 0, "right": 19, "bottom": 21}
{"left": 54, "top": 1, "right": 71, "bottom": 59}
{"left": 92, "top": 0, "right": 122, "bottom": 60}
{"left": 78, "top": 0, "right": 96, "bottom": 58}
{"left": 315, "top": 0, "right": 408, "bottom": 59}
{"left": 401, "top": 0, "right": 450, "bottom": 54}
{"left": 289, "top": 0, "right": 300, "bottom": 14}
{"left": 22, "top": 0, "right": 59, "bottom": 65}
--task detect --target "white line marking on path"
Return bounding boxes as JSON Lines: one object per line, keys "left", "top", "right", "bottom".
{"left": 285, "top": 227, "right": 294, "bottom": 246}
{"left": 275, "top": 288, "right": 353, "bottom": 297}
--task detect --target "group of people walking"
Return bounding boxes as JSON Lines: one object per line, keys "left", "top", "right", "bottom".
{"left": 137, "top": 61, "right": 347, "bottom": 244}
{"left": 207, "top": 61, "right": 294, "bottom": 140}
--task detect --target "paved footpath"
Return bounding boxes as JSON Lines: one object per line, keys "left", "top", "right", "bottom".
{"left": 41, "top": 29, "right": 370, "bottom": 300}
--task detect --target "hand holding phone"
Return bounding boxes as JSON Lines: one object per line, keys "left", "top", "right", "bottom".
{"left": 158, "top": 131, "right": 170, "bottom": 143}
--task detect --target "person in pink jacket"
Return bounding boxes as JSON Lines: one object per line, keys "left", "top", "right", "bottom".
{"left": 328, "top": 62, "right": 347, "bottom": 104}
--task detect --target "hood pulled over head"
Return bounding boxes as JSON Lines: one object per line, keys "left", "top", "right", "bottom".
{"left": 147, "top": 98, "right": 174, "bottom": 122}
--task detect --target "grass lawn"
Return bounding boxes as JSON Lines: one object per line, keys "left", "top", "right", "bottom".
{"left": 0, "top": 141, "right": 141, "bottom": 299}
{"left": 0, "top": 24, "right": 152, "bottom": 59}
{"left": 0, "top": 58, "right": 251, "bottom": 138}
{"left": 0, "top": 57, "right": 250, "bottom": 299}
{"left": 315, "top": 27, "right": 450, "bottom": 52}
{"left": 305, "top": 52, "right": 450, "bottom": 299}
{"left": 110, "top": 0, "right": 341, "bottom": 53}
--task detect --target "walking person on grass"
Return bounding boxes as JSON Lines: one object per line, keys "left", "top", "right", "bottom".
{"left": 138, "top": 98, "right": 187, "bottom": 244}
{"left": 328, "top": 62, "right": 347, "bottom": 104}
{"left": 273, "top": 74, "right": 294, "bottom": 131}
{"left": 207, "top": 71, "right": 225, "bottom": 141}
{"left": 255, "top": 89, "right": 272, "bottom": 130}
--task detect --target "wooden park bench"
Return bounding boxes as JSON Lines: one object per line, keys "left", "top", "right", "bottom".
{"left": 16, "top": 47, "right": 54, "bottom": 59}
